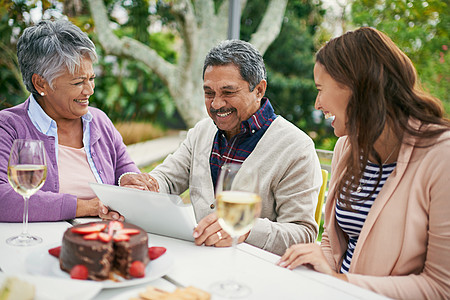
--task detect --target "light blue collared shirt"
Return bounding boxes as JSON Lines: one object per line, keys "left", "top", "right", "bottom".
{"left": 27, "top": 95, "right": 102, "bottom": 183}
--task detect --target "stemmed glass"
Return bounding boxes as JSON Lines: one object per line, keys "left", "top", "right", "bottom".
{"left": 209, "top": 163, "right": 262, "bottom": 298}
{"left": 6, "top": 139, "right": 47, "bottom": 246}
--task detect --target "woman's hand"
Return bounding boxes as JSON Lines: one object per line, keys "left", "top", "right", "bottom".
{"left": 193, "top": 213, "right": 249, "bottom": 247}
{"left": 120, "top": 173, "right": 159, "bottom": 192}
{"left": 98, "top": 201, "right": 124, "bottom": 221}
{"left": 76, "top": 198, "right": 125, "bottom": 221}
{"left": 76, "top": 197, "right": 100, "bottom": 217}
{"left": 277, "top": 243, "right": 346, "bottom": 281}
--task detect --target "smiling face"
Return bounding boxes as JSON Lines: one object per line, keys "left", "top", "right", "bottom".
{"left": 37, "top": 56, "right": 95, "bottom": 123}
{"left": 314, "top": 62, "right": 352, "bottom": 137}
{"left": 203, "top": 64, "right": 265, "bottom": 139}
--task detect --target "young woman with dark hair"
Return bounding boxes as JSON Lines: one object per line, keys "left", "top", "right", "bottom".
{"left": 278, "top": 27, "right": 450, "bottom": 299}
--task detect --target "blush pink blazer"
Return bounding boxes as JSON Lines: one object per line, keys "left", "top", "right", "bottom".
{"left": 322, "top": 121, "right": 450, "bottom": 299}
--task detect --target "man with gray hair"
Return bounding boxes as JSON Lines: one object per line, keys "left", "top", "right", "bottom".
{"left": 121, "top": 40, "right": 322, "bottom": 255}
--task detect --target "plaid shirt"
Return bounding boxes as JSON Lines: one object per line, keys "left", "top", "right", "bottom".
{"left": 210, "top": 98, "right": 277, "bottom": 189}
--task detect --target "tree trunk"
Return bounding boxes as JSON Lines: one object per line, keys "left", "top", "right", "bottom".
{"left": 88, "top": 0, "right": 288, "bottom": 128}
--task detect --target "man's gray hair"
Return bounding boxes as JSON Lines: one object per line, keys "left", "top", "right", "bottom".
{"left": 203, "top": 39, "right": 266, "bottom": 91}
{"left": 17, "top": 19, "right": 97, "bottom": 96}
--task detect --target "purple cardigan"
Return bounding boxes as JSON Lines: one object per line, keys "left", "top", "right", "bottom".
{"left": 0, "top": 99, "right": 140, "bottom": 222}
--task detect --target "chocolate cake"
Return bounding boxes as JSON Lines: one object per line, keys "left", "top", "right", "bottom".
{"left": 59, "top": 221, "right": 149, "bottom": 280}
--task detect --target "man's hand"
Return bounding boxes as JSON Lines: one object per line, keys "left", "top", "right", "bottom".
{"left": 120, "top": 173, "right": 159, "bottom": 192}
{"left": 193, "top": 213, "right": 249, "bottom": 247}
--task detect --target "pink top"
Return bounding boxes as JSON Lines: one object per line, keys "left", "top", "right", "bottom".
{"left": 58, "top": 144, "right": 98, "bottom": 200}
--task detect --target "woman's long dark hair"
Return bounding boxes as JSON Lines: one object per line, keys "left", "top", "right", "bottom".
{"left": 315, "top": 27, "right": 449, "bottom": 206}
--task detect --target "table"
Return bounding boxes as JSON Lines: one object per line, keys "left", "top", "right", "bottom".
{"left": 0, "top": 221, "right": 388, "bottom": 299}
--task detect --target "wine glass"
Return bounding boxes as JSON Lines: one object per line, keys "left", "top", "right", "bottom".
{"left": 6, "top": 139, "right": 47, "bottom": 246}
{"left": 209, "top": 163, "right": 262, "bottom": 298}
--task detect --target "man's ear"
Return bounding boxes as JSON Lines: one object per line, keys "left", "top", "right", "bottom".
{"left": 254, "top": 79, "right": 267, "bottom": 100}
{"left": 32, "top": 74, "right": 48, "bottom": 95}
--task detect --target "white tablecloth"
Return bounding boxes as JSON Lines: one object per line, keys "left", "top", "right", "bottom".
{"left": 0, "top": 221, "right": 388, "bottom": 299}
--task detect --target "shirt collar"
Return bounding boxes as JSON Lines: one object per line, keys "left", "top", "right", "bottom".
{"left": 28, "top": 94, "right": 56, "bottom": 135}
{"left": 216, "top": 97, "right": 275, "bottom": 137}
{"left": 81, "top": 110, "right": 93, "bottom": 123}
{"left": 241, "top": 97, "right": 275, "bottom": 134}
{"left": 28, "top": 94, "right": 93, "bottom": 135}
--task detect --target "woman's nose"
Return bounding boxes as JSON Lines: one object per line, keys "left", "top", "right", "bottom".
{"left": 314, "top": 96, "right": 321, "bottom": 110}
{"left": 83, "top": 82, "right": 95, "bottom": 95}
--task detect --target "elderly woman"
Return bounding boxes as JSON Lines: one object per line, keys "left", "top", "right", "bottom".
{"left": 0, "top": 19, "right": 150, "bottom": 222}
{"left": 278, "top": 27, "right": 450, "bottom": 298}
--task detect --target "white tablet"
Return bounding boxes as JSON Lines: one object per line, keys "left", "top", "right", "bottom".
{"left": 89, "top": 183, "right": 197, "bottom": 242}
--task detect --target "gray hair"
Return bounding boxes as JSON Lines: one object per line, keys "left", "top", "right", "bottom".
{"left": 203, "top": 39, "right": 266, "bottom": 91}
{"left": 17, "top": 19, "right": 97, "bottom": 96}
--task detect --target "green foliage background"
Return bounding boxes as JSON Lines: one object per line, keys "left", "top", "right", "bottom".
{"left": 0, "top": 0, "right": 181, "bottom": 126}
{"left": 241, "top": 0, "right": 338, "bottom": 150}
{"left": 0, "top": 0, "right": 448, "bottom": 150}
{"left": 351, "top": 0, "right": 449, "bottom": 114}
{"left": 0, "top": 0, "right": 30, "bottom": 108}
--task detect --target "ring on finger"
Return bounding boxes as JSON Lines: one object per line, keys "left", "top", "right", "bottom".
{"left": 217, "top": 231, "right": 222, "bottom": 240}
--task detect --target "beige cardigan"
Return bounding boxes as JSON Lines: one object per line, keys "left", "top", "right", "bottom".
{"left": 151, "top": 117, "right": 322, "bottom": 255}
{"left": 322, "top": 125, "right": 450, "bottom": 299}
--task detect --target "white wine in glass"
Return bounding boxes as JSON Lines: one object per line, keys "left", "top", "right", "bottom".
{"left": 216, "top": 191, "right": 261, "bottom": 237}
{"left": 6, "top": 139, "right": 47, "bottom": 246}
{"left": 210, "top": 163, "right": 261, "bottom": 298}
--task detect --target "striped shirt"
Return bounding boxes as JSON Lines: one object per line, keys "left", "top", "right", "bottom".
{"left": 337, "top": 161, "right": 397, "bottom": 273}
{"left": 210, "top": 98, "right": 277, "bottom": 189}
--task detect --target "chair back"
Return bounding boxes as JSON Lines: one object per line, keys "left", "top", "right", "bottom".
{"left": 316, "top": 149, "right": 333, "bottom": 174}
{"left": 315, "top": 169, "right": 329, "bottom": 225}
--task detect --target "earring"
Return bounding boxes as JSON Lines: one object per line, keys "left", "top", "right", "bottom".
{"left": 40, "top": 92, "right": 45, "bottom": 96}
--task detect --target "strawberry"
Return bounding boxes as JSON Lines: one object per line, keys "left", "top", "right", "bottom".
{"left": 71, "top": 223, "right": 106, "bottom": 234}
{"left": 113, "top": 234, "right": 130, "bottom": 242}
{"left": 70, "top": 265, "right": 89, "bottom": 280}
{"left": 117, "top": 228, "right": 140, "bottom": 235}
{"left": 108, "top": 221, "right": 124, "bottom": 234}
{"left": 98, "top": 232, "right": 112, "bottom": 242}
{"left": 148, "top": 247, "right": 166, "bottom": 260}
{"left": 129, "top": 261, "right": 145, "bottom": 278}
{"left": 83, "top": 232, "right": 99, "bottom": 240}
{"left": 48, "top": 246, "right": 61, "bottom": 258}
